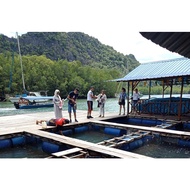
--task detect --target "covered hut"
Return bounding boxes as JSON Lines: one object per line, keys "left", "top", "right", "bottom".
{"left": 113, "top": 57, "right": 190, "bottom": 120}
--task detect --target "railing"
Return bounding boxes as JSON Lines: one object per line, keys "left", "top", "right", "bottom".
{"left": 138, "top": 98, "right": 190, "bottom": 116}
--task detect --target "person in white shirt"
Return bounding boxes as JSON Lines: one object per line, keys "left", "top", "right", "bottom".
{"left": 87, "top": 86, "right": 97, "bottom": 119}
{"left": 132, "top": 88, "right": 141, "bottom": 114}
{"left": 97, "top": 90, "right": 107, "bottom": 117}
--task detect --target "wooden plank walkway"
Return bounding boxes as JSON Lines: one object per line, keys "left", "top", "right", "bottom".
{"left": 52, "top": 147, "right": 83, "bottom": 157}
{"left": 26, "top": 128, "right": 148, "bottom": 158}
{"left": 92, "top": 120, "right": 190, "bottom": 137}
{"left": 2, "top": 109, "right": 190, "bottom": 158}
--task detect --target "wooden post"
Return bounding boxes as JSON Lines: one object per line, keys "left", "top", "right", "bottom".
{"left": 178, "top": 78, "right": 184, "bottom": 120}
{"left": 148, "top": 80, "right": 151, "bottom": 99}
{"left": 127, "top": 81, "right": 130, "bottom": 115}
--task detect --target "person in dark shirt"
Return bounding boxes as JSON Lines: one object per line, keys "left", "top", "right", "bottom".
{"left": 118, "top": 87, "right": 127, "bottom": 115}
{"left": 67, "top": 88, "right": 79, "bottom": 123}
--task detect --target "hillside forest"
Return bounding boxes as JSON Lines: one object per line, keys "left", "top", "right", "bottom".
{"left": 0, "top": 32, "right": 140, "bottom": 98}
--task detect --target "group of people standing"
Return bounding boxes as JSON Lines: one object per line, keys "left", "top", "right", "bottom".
{"left": 87, "top": 86, "right": 107, "bottom": 118}
{"left": 53, "top": 86, "right": 107, "bottom": 122}
{"left": 40, "top": 86, "right": 140, "bottom": 124}
{"left": 36, "top": 86, "right": 140, "bottom": 134}
{"left": 53, "top": 88, "right": 79, "bottom": 123}
{"left": 53, "top": 86, "right": 141, "bottom": 122}
{"left": 118, "top": 87, "right": 141, "bottom": 115}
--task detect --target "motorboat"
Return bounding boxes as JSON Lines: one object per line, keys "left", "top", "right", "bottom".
{"left": 9, "top": 91, "right": 50, "bottom": 103}
{"left": 13, "top": 96, "right": 54, "bottom": 109}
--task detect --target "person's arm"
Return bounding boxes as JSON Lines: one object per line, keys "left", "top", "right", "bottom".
{"left": 90, "top": 92, "right": 97, "bottom": 99}
{"left": 67, "top": 93, "right": 75, "bottom": 104}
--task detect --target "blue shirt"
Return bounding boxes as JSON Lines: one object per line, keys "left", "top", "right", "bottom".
{"left": 119, "top": 92, "right": 127, "bottom": 101}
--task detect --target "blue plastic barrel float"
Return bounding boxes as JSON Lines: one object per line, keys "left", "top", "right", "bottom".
{"left": 74, "top": 126, "right": 89, "bottom": 133}
{"left": 91, "top": 125, "right": 100, "bottom": 131}
{"left": 104, "top": 127, "right": 126, "bottom": 136}
{"left": 142, "top": 134, "right": 154, "bottom": 143}
{"left": 129, "top": 139, "right": 143, "bottom": 150}
{"left": 141, "top": 119, "right": 157, "bottom": 126}
{"left": 42, "top": 141, "right": 60, "bottom": 154}
{"left": 183, "top": 122, "right": 190, "bottom": 130}
{"left": 178, "top": 139, "right": 190, "bottom": 148}
{"left": 11, "top": 136, "right": 26, "bottom": 146}
{"left": 127, "top": 118, "right": 142, "bottom": 125}
{"left": 25, "top": 135, "right": 41, "bottom": 144}
{"left": 0, "top": 139, "right": 12, "bottom": 149}
{"left": 120, "top": 138, "right": 143, "bottom": 151}
{"left": 62, "top": 129, "right": 73, "bottom": 136}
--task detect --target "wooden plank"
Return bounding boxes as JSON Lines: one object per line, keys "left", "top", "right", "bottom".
{"left": 26, "top": 128, "right": 149, "bottom": 158}
{"left": 52, "top": 147, "right": 82, "bottom": 157}
{"left": 92, "top": 120, "right": 190, "bottom": 137}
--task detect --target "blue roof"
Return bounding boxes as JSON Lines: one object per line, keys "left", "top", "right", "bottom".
{"left": 115, "top": 57, "right": 190, "bottom": 82}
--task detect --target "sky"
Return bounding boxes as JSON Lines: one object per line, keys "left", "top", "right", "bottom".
{"left": 1, "top": 0, "right": 188, "bottom": 64}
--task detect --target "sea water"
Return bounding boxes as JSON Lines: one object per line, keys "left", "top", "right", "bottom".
{"left": 0, "top": 144, "right": 49, "bottom": 158}
{"left": 67, "top": 130, "right": 115, "bottom": 143}
{"left": 2, "top": 94, "right": 190, "bottom": 117}
{"left": 0, "top": 98, "right": 119, "bottom": 117}
{"left": 132, "top": 140, "right": 190, "bottom": 158}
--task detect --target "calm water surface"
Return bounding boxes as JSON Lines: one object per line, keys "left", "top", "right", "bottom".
{"left": 1, "top": 94, "right": 190, "bottom": 117}
{"left": 0, "top": 98, "right": 119, "bottom": 117}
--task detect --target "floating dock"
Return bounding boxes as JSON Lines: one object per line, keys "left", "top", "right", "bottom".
{"left": 1, "top": 110, "right": 190, "bottom": 158}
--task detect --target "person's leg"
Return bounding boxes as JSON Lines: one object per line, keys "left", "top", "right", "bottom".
{"left": 68, "top": 104, "right": 72, "bottom": 122}
{"left": 132, "top": 101, "right": 134, "bottom": 113}
{"left": 102, "top": 103, "right": 105, "bottom": 117}
{"left": 119, "top": 104, "right": 122, "bottom": 115}
{"left": 87, "top": 101, "right": 91, "bottom": 118}
{"left": 123, "top": 103, "right": 126, "bottom": 115}
{"left": 89, "top": 101, "right": 93, "bottom": 118}
{"left": 73, "top": 106, "right": 78, "bottom": 122}
{"left": 99, "top": 104, "right": 102, "bottom": 117}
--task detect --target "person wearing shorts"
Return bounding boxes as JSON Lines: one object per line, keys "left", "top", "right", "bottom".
{"left": 67, "top": 88, "right": 79, "bottom": 123}
{"left": 132, "top": 88, "right": 141, "bottom": 114}
{"left": 118, "top": 87, "right": 127, "bottom": 115}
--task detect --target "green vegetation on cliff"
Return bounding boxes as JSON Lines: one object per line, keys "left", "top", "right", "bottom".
{"left": 0, "top": 32, "right": 140, "bottom": 98}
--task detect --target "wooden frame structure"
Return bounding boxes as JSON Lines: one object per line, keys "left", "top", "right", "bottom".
{"left": 125, "top": 76, "right": 190, "bottom": 120}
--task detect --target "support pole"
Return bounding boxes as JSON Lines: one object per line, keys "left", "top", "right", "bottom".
{"left": 178, "top": 78, "right": 184, "bottom": 120}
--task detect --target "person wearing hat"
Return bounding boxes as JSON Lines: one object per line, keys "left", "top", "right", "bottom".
{"left": 36, "top": 118, "right": 70, "bottom": 135}
{"left": 67, "top": 88, "right": 79, "bottom": 123}
{"left": 53, "top": 89, "right": 63, "bottom": 119}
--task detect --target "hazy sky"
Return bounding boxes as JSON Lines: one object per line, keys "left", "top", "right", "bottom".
{"left": 1, "top": 0, "right": 187, "bottom": 63}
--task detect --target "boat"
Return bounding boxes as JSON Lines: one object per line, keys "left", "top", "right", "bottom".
{"left": 9, "top": 32, "right": 52, "bottom": 104}
{"left": 9, "top": 91, "right": 50, "bottom": 103}
{"left": 13, "top": 96, "right": 54, "bottom": 109}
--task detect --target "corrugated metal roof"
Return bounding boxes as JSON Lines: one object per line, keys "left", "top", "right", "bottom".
{"left": 115, "top": 57, "right": 190, "bottom": 82}
{"left": 140, "top": 32, "right": 190, "bottom": 59}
